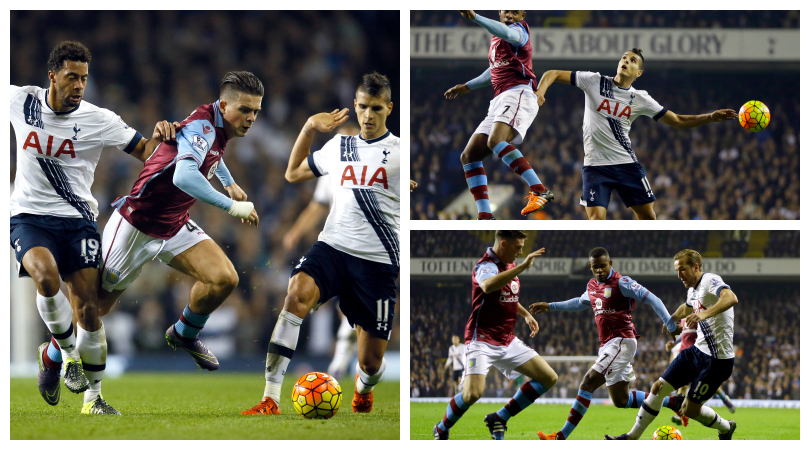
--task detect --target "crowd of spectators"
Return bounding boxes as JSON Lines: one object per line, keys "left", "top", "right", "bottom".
{"left": 10, "top": 11, "right": 401, "bottom": 360}
{"left": 411, "top": 281, "right": 799, "bottom": 401}
{"left": 411, "top": 10, "right": 800, "bottom": 29}
{"left": 411, "top": 230, "right": 799, "bottom": 258}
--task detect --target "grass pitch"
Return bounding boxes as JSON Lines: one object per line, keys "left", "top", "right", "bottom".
{"left": 11, "top": 373, "right": 399, "bottom": 439}
{"left": 410, "top": 401, "right": 799, "bottom": 440}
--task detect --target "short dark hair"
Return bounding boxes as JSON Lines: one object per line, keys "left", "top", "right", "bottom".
{"left": 219, "top": 71, "right": 264, "bottom": 99}
{"left": 357, "top": 72, "right": 392, "bottom": 102}
{"left": 47, "top": 41, "right": 92, "bottom": 73}
{"left": 589, "top": 247, "right": 610, "bottom": 260}
{"left": 496, "top": 230, "right": 527, "bottom": 240}
{"left": 629, "top": 48, "right": 645, "bottom": 71}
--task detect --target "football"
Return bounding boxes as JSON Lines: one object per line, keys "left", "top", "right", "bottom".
{"left": 292, "top": 372, "right": 342, "bottom": 419}
{"left": 738, "top": 100, "right": 771, "bottom": 132}
{"left": 652, "top": 424, "right": 683, "bottom": 440}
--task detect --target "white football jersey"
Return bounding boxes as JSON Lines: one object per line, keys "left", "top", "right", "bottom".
{"left": 10, "top": 85, "right": 141, "bottom": 221}
{"left": 573, "top": 71, "right": 667, "bottom": 166}
{"left": 446, "top": 343, "right": 465, "bottom": 371}
{"left": 685, "top": 272, "right": 735, "bottom": 359}
{"left": 312, "top": 174, "right": 332, "bottom": 206}
{"left": 308, "top": 131, "right": 400, "bottom": 266}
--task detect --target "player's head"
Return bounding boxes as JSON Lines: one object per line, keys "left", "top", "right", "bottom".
{"left": 673, "top": 249, "right": 703, "bottom": 288}
{"left": 588, "top": 247, "right": 613, "bottom": 282}
{"left": 499, "top": 10, "right": 526, "bottom": 25}
{"left": 616, "top": 48, "right": 644, "bottom": 82}
{"left": 452, "top": 335, "right": 460, "bottom": 345}
{"left": 47, "top": 41, "right": 92, "bottom": 111}
{"left": 218, "top": 71, "right": 264, "bottom": 139}
{"left": 493, "top": 230, "right": 527, "bottom": 264}
{"left": 355, "top": 72, "right": 393, "bottom": 140}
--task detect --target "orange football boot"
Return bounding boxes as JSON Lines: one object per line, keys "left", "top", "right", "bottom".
{"left": 538, "top": 430, "right": 564, "bottom": 440}
{"left": 241, "top": 396, "right": 280, "bottom": 415}
{"left": 352, "top": 373, "right": 373, "bottom": 413}
{"left": 521, "top": 190, "right": 555, "bottom": 215}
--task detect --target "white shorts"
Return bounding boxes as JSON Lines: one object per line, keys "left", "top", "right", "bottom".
{"left": 101, "top": 209, "right": 210, "bottom": 291}
{"left": 592, "top": 337, "right": 637, "bottom": 386}
{"left": 464, "top": 337, "right": 538, "bottom": 380}
{"left": 473, "top": 86, "right": 539, "bottom": 145}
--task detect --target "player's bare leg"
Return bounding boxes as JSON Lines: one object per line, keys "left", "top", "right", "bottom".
{"left": 585, "top": 205, "right": 608, "bottom": 220}
{"left": 23, "top": 247, "right": 88, "bottom": 403}
{"left": 352, "top": 325, "right": 388, "bottom": 413}
{"left": 434, "top": 373, "right": 485, "bottom": 439}
{"left": 630, "top": 202, "right": 656, "bottom": 220}
{"left": 680, "top": 397, "right": 735, "bottom": 439}
{"left": 487, "top": 355, "right": 557, "bottom": 440}
{"left": 243, "top": 272, "right": 319, "bottom": 415}
{"left": 165, "top": 239, "right": 239, "bottom": 371}
{"left": 488, "top": 121, "right": 552, "bottom": 215}
{"left": 460, "top": 133, "right": 495, "bottom": 219}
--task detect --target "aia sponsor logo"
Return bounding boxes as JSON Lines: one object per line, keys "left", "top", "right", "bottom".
{"left": 22, "top": 131, "right": 75, "bottom": 158}
{"left": 340, "top": 165, "right": 388, "bottom": 189}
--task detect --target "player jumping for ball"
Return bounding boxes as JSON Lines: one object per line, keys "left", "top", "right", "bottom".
{"left": 10, "top": 41, "right": 173, "bottom": 415}
{"left": 528, "top": 247, "right": 684, "bottom": 440}
{"left": 535, "top": 49, "right": 737, "bottom": 220}
{"left": 606, "top": 249, "right": 738, "bottom": 440}
{"left": 444, "top": 10, "right": 553, "bottom": 219}
{"left": 434, "top": 230, "right": 557, "bottom": 440}
{"left": 242, "top": 72, "right": 399, "bottom": 415}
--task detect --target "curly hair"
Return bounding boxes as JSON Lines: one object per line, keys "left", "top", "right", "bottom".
{"left": 47, "top": 41, "right": 92, "bottom": 73}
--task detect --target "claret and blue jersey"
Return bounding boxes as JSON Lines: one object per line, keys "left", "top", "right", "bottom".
{"left": 114, "top": 101, "right": 233, "bottom": 239}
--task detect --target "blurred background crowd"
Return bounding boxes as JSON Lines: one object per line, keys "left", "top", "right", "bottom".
{"left": 411, "top": 11, "right": 799, "bottom": 220}
{"left": 410, "top": 231, "right": 799, "bottom": 400}
{"left": 10, "top": 10, "right": 400, "bottom": 368}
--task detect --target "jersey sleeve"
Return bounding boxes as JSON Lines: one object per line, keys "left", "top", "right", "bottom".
{"left": 474, "top": 261, "right": 499, "bottom": 284}
{"left": 176, "top": 119, "right": 217, "bottom": 166}
{"left": 312, "top": 176, "right": 331, "bottom": 205}
{"left": 618, "top": 276, "right": 650, "bottom": 301}
{"left": 706, "top": 274, "right": 730, "bottom": 297}
{"left": 572, "top": 71, "right": 600, "bottom": 92}
{"left": 9, "top": 85, "right": 26, "bottom": 106}
{"left": 508, "top": 22, "right": 530, "bottom": 47}
{"left": 641, "top": 92, "right": 668, "bottom": 121}
{"left": 101, "top": 112, "right": 142, "bottom": 154}
{"left": 308, "top": 135, "right": 342, "bottom": 178}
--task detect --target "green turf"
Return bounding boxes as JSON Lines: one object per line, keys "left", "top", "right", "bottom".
{"left": 11, "top": 373, "right": 399, "bottom": 439}
{"left": 411, "top": 401, "right": 799, "bottom": 440}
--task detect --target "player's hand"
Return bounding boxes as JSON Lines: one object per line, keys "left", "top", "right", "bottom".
{"left": 225, "top": 183, "right": 248, "bottom": 201}
{"left": 458, "top": 10, "right": 476, "bottom": 20}
{"left": 410, "top": 180, "right": 418, "bottom": 192}
{"left": 711, "top": 109, "right": 738, "bottom": 122}
{"left": 243, "top": 208, "right": 259, "bottom": 227}
{"left": 307, "top": 108, "right": 350, "bottom": 133}
{"left": 665, "top": 341, "right": 675, "bottom": 352}
{"left": 685, "top": 311, "right": 705, "bottom": 328}
{"left": 152, "top": 120, "right": 176, "bottom": 141}
{"left": 444, "top": 84, "right": 471, "bottom": 100}
{"left": 519, "top": 248, "right": 546, "bottom": 270}
{"left": 228, "top": 201, "right": 258, "bottom": 227}
{"left": 536, "top": 91, "right": 546, "bottom": 107}
{"left": 528, "top": 302, "right": 550, "bottom": 315}
{"left": 524, "top": 314, "right": 539, "bottom": 337}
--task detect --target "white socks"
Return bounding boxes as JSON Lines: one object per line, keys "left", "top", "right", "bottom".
{"left": 77, "top": 323, "right": 107, "bottom": 403}
{"left": 695, "top": 405, "right": 731, "bottom": 433}
{"left": 628, "top": 378, "right": 675, "bottom": 439}
{"left": 328, "top": 318, "right": 355, "bottom": 376}
{"left": 264, "top": 310, "right": 303, "bottom": 403}
{"left": 36, "top": 291, "right": 79, "bottom": 359}
{"left": 356, "top": 358, "right": 386, "bottom": 394}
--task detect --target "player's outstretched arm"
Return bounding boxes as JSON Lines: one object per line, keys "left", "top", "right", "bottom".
{"left": 479, "top": 248, "right": 545, "bottom": 293}
{"left": 657, "top": 109, "right": 738, "bottom": 130}
{"left": 462, "top": 11, "right": 526, "bottom": 46}
{"left": 535, "top": 70, "right": 572, "bottom": 107}
{"left": 130, "top": 120, "right": 176, "bottom": 162}
{"left": 686, "top": 288, "right": 738, "bottom": 327}
{"left": 444, "top": 68, "right": 491, "bottom": 100}
{"left": 286, "top": 108, "right": 350, "bottom": 183}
